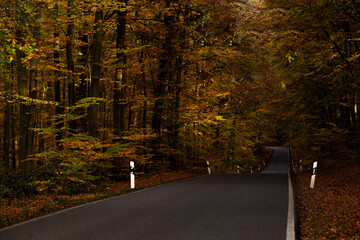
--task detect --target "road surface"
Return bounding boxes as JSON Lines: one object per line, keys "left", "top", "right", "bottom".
{"left": 0, "top": 147, "right": 292, "bottom": 240}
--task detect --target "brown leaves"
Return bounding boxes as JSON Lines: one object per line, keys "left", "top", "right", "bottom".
{"left": 295, "top": 165, "right": 360, "bottom": 239}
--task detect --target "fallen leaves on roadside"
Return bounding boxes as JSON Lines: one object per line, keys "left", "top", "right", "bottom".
{"left": 295, "top": 165, "right": 360, "bottom": 240}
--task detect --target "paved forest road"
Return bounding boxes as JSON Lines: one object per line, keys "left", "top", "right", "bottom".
{"left": 0, "top": 147, "right": 291, "bottom": 240}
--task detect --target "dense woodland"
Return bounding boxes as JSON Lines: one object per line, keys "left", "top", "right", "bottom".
{"left": 1, "top": 0, "right": 360, "bottom": 196}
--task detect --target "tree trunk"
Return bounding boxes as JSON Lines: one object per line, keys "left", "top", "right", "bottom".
{"left": 152, "top": 60, "right": 167, "bottom": 133}
{"left": 26, "top": 9, "right": 41, "bottom": 171}
{"left": 141, "top": 53, "right": 148, "bottom": 131}
{"left": 78, "top": 33, "right": 89, "bottom": 101}
{"left": 16, "top": 13, "right": 30, "bottom": 171}
{"left": 114, "top": 1, "right": 128, "bottom": 135}
{"left": 11, "top": 98, "right": 16, "bottom": 170}
{"left": 171, "top": 56, "right": 183, "bottom": 168}
{"left": 152, "top": 14, "right": 174, "bottom": 133}
{"left": 88, "top": 9, "right": 104, "bottom": 138}
{"left": 3, "top": 9, "right": 12, "bottom": 169}
{"left": 67, "top": 0, "right": 76, "bottom": 132}
{"left": 54, "top": 4, "right": 63, "bottom": 142}
{"left": 77, "top": 25, "right": 90, "bottom": 133}
{"left": 355, "top": 93, "right": 358, "bottom": 130}
{"left": 128, "top": 79, "right": 137, "bottom": 129}
{"left": 3, "top": 77, "right": 11, "bottom": 169}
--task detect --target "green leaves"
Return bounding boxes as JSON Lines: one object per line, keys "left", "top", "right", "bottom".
{"left": 69, "top": 97, "right": 104, "bottom": 111}
{"left": 32, "top": 134, "right": 115, "bottom": 194}
{"left": 105, "top": 142, "right": 133, "bottom": 157}
{"left": 0, "top": 92, "right": 60, "bottom": 105}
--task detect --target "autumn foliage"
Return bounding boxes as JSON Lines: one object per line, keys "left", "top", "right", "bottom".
{"left": 1, "top": 0, "right": 360, "bottom": 236}
{"left": 0, "top": 0, "right": 272, "bottom": 198}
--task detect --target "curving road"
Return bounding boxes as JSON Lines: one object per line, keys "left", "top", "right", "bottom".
{"left": 0, "top": 147, "right": 292, "bottom": 240}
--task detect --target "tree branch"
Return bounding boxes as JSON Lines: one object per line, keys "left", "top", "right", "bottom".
{"left": 323, "top": 29, "right": 355, "bottom": 79}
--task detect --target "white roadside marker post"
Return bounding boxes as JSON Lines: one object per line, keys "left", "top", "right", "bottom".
{"left": 310, "top": 161, "right": 317, "bottom": 189}
{"left": 237, "top": 165, "right": 240, "bottom": 174}
{"left": 207, "top": 161, "right": 211, "bottom": 175}
{"left": 250, "top": 167, "right": 253, "bottom": 173}
{"left": 300, "top": 159, "right": 303, "bottom": 173}
{"left": 130, "top": 161, "right": 135, "bottom": 189}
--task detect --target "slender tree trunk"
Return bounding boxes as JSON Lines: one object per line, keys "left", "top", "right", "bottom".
{"left": 114, "top": 1, "right": 128, "bottom": 135}
{"left": 152, "top": 60, "right": 167, "bottom": 133}
{"left": 128, "top": 79, "right": 137, "bottom": 129}
{"left": 77, "top": 27, "right": 90, "bottom": 133}
{"left": 153, "top": 64, "right": 171, "bottom": 134}
{"left": 78, "top": 33, "right": 89, "bottom": 101}
{"left": 150, "top": 5, "right": 176, "bottom": 170}
{"left": 3, "top": 77, "right": 11, "bottom": 169}
{"left": 152, "top": 14, "right": 174, "bottom": 133}
{"left": 170, "top": 56, "right": 183, "bottom": 168}
{"left": 54, "top": 5, "right": 63, "bottom": 142}
{"left": 16, "top": 13, "right": 30, "bottom": 170}
{"left": 67, "top": 0, "right": 76, "bottom": 132}
{"left": 151, "top": 2, "right": 173, "bottom": 134}
{"left": 141, "top": 54, "right": 148, "bottom": 131}
{"left": 9, "top": 72, "right": 16, "bottom": 169}
{"left": 355, "top": 93, "right": 358, "bottom": 130}
{"left": 11, "top": 96, "right": 16, "bottom": 170}
{"left": 25, "top": 9, "right": 41, "bottom": 171}
{"left": 88, "top": 9, "right": 104, "bottom": 138}
{"left": 2, "top": 9, "right": 12, "bottom": 169}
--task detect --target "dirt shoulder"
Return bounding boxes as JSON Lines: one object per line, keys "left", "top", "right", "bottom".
{"left": 293, "top": 158, "right": 360, "bottom": 239}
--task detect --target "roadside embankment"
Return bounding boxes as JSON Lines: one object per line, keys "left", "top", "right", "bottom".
{"left": 291, "top": 150, "right": 360, "bottom": 239}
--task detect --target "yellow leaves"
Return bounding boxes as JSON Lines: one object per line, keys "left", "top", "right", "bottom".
{"left": 25, "top": 53, "right": 41, "bottom": 61}
{"left": 0, "top": 92, "right": 60, "bottom": 106}
{"left": 286, "top": 52, "right": 295, "bottom": 63}
{"left": 66, "top": 176, "right": 85, "bottom": 183}
{"left": 347, "top": 52, "right": 360, "bottom": 63}
{"left": 330, "top": 52, "right": 339, "bottom": 60}
{"left": 195, "top": 115, "right": 225, "bottom": 126}
{"left": 215, "top": 115, "right": 225, "bottom": 121}
{"left": 121, "top": 134, "right": 156, "bottom": 141}
{"left": 62, "top": 140, "right": 101, "bottom": 154}
{"left": 280, "top": 81, "right": 286, "bottom": 89}
{"left": 101, "top": 0, "right": 127, "bottom": 12}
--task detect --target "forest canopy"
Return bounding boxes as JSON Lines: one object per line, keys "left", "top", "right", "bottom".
{"left": 1, "top": 0, "right": 359, "bottom": 195}
{"left": 0, "top": 0, "right": 275, "bottom": 192}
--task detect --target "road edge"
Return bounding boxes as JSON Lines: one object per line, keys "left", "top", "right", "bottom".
{"left": 286, "top": 174, "right": 296, "bottom": 240}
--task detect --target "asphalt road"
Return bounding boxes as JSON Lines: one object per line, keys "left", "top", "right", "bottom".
{"left": 262, "top": 147, "right": 290, "bottom": 174}
{"left": 0, "top": 147, "right": 290, "bottom": 240}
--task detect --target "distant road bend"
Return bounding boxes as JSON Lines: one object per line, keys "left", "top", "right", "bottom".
{"left": 0, "top": 147, "right": 294, "bottom": 240}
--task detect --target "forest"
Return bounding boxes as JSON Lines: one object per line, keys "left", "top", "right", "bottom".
{"left": 1, "top": 0, "right": 360, "bottom": 198}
